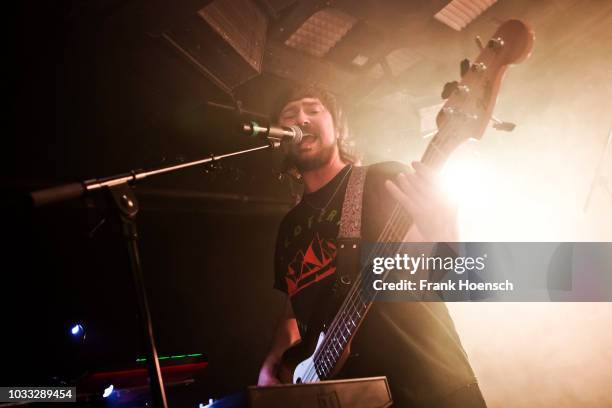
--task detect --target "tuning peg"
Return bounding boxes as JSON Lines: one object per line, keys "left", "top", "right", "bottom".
{"left": 491, "top": 116, "right": 516, "bottom": 131}
{"left": 471, "top": 62, "right": 487, "bottom": 73}
{"left": 460, "top": 59, "right": 470, "bottom": 77}
{"left": 442, "top": 81, "right": 470, "bottom": 99}
{"left": 488, "top": 37, "right": 505, "bottom": 50}
{"left": 441, "top": 81, "right": 458, "bottom": 99}
{"left": 475, "top": 36, "right": 484, "bottom": 51}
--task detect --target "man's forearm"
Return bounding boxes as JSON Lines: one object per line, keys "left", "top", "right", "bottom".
{"left": 260, "top": 352, "right": 281, "bottom": 377}
{"left": 258, "top": 299, "right": 300, "bottom": 385}
{"left": 257, "top": 321, "right": 298, "bottom": 385}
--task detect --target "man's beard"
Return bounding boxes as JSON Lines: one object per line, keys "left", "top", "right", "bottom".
{"left": 288, "top": 139, "right": 337, "bottom": 172}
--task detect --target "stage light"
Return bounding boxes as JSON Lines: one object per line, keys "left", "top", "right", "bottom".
{"left": 436, "top": 142, "right": 581, "bottom": 241}
{"left": 440, "top": 155, "right": 486, "bottom": 206}
{"left": 440, "top": 150, "right": 494, "bottom": 228}
{"left": 437, "top": 145, "right": 514, "bottom": 240}
{"left": 102, "top": 384, "right": 114, "bottom": 398}
{"left": 70, "top": 324, "right": 83, "bottom": 336}
{"left": 70, "top": 323, "right": 86, "bottom": 342}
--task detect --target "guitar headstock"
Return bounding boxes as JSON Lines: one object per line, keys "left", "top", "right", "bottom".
{"left": 434, "top": 19, "right": 534, "bottom": 150}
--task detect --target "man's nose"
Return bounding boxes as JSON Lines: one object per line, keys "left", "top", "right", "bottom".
{"left": 295, "top": 110, "right": 311, "bottom": 126}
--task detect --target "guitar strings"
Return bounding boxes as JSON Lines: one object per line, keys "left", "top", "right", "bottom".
{"left": 301, "top": 204, "right": 401, "bottom": 381}
{"left": 309, "top": 199, "right": 403, "bottom": 379}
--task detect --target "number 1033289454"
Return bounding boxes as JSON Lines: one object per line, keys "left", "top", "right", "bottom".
{"left": 1, "top": 387, "right": 76, "bottom": 402}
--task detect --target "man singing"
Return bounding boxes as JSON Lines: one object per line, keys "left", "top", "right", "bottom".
{"left": 257, "top": 85, "right": 487, "bottom": 407}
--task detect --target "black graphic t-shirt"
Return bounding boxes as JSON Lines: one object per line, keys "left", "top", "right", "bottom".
{"left": 274, "top": 162, "right": 481, "bottom": 407}
{"left": 273, "top": 164, "right": 352, "bottom": 332}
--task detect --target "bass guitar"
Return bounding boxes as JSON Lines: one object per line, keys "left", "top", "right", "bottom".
{"left": 278, "top": 19, "right": 535, "bottom": 385}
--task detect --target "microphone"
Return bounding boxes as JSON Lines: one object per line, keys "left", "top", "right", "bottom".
{"left": 241, "top": 121, "right": 303, "bottom": 144}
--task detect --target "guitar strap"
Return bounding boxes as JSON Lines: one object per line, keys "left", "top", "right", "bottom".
{"left": 336, "top": 165, "right": 367, "bottom": 284}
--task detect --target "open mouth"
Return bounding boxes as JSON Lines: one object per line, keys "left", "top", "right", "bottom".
{"left": 299, "top": 133, "right": 317, "bottom": 145}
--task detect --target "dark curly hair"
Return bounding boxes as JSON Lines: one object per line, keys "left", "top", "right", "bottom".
{"left": 270, "top": 85, "right": 359, "bottom": 176}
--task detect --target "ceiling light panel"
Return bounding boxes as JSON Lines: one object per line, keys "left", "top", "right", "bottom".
{"left": 434, "top": 0, "right": 498, "bottom": 31}
{"left": 285, "top": 8, "right": 357, "bottom": 58}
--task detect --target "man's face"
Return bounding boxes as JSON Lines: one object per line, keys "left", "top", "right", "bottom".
{"left": 277, "top": 97, "right": 339, "bottom": 171}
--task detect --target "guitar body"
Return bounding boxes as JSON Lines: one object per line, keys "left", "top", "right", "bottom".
{"left": 278, "top": 282, "right": 354, "bottom": 384}
{"left": 279, "top": 332, "right": 353, "bottom": 384}
{"left": 278, "top": 331, "right": 325, "bottom": 384}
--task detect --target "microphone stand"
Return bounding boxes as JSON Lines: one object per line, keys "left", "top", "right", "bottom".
{"left": 29, "top": 141, "right": 279, "bottom": 408}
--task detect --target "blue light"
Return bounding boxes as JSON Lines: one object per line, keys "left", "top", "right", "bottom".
{"left": 71, "top": 324, "right": 83, "bottom": 336}
{"left": 102, "top": 384, "right": 114, "bottom": 398}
